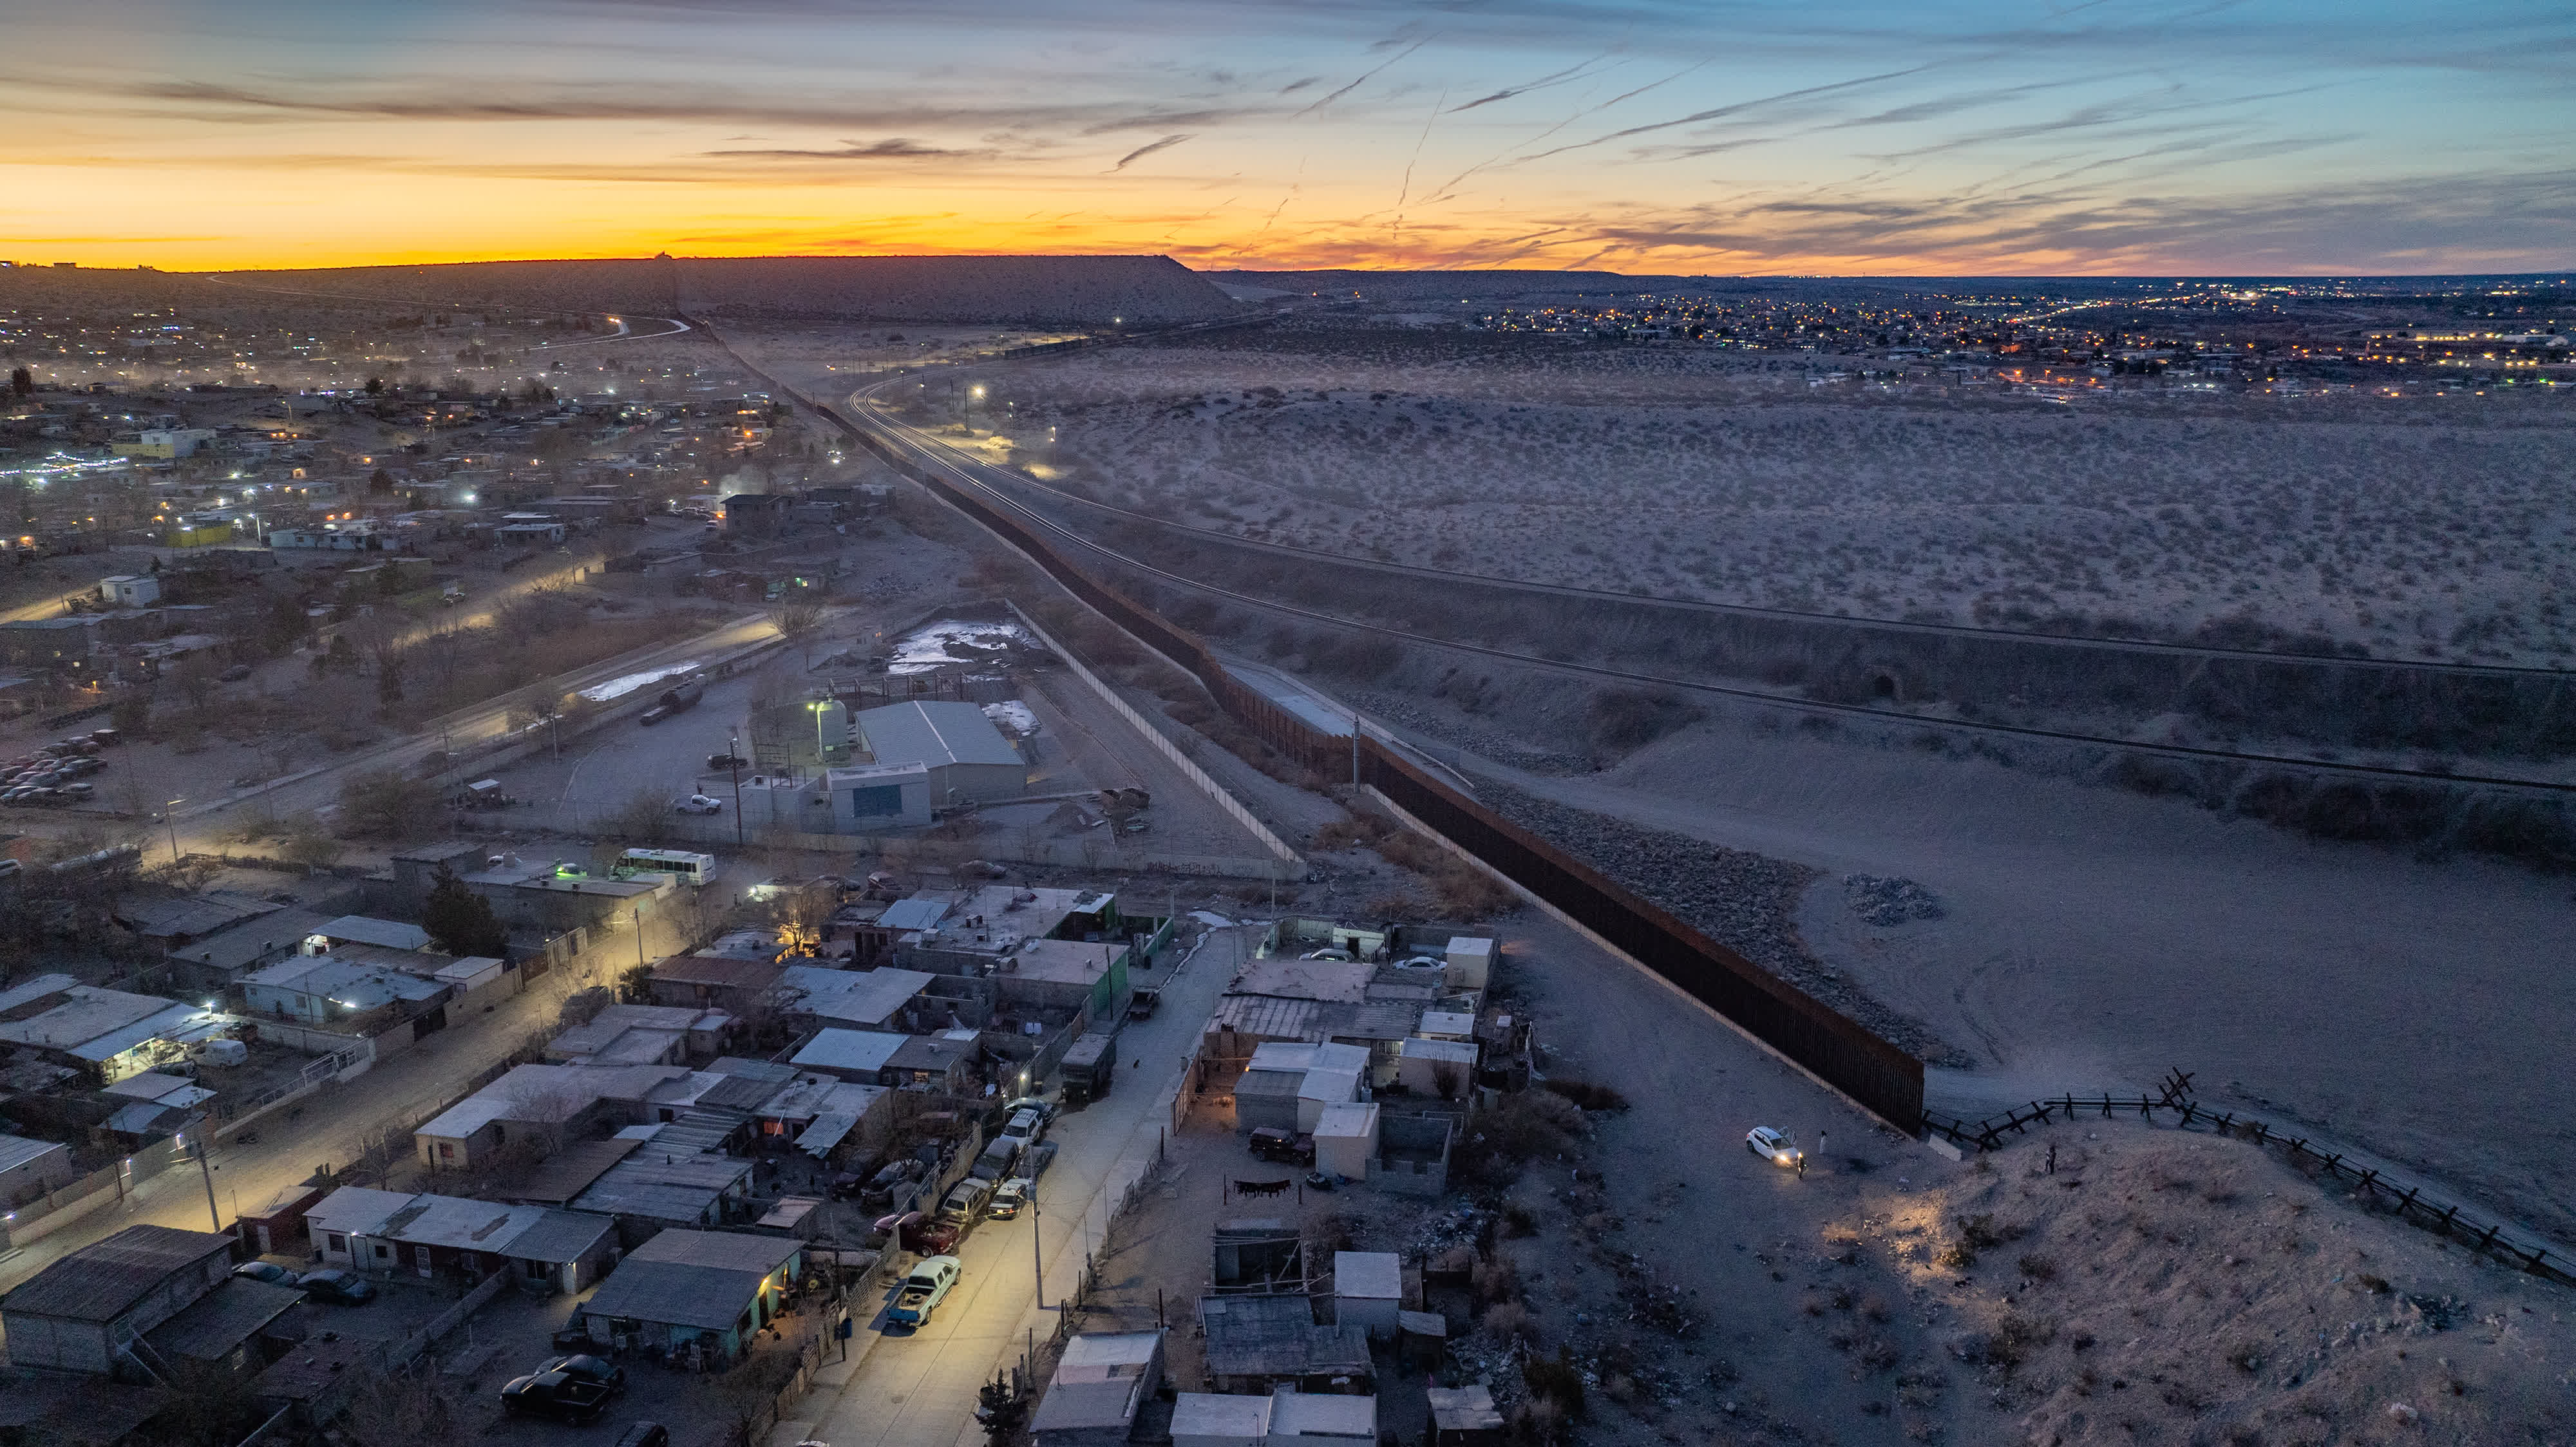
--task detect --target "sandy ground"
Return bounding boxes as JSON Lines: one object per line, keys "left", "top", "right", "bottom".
{"left": 1443, "top": 714, "right": 2576, "bottom": 1252}
{"left": 987, "top": 329, "right": 2576, "bottom": 666}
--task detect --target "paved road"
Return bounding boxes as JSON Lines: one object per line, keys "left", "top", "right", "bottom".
{"left": 799, "top": 924, "right": 1248, "bottom": 1447}
{"left": 145, "top": 608, "right": 783, "bottom": 859}
{"left": 0, "top": 931, "right": 621, "bottom": 1305}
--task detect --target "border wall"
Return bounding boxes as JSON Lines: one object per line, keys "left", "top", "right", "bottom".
{"left": 781, "top": 385, "right": 1927, "bottom": 1131}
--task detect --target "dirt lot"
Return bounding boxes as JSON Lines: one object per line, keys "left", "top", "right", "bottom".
{"left": 1072, "top": 904, "right": 2576, "bottom": 1447}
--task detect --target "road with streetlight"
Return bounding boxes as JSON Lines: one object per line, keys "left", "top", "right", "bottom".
{"left": 798, "top": 925, "right": 1244, "bottom": 1447}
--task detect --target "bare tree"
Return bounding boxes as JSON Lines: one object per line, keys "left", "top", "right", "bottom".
{"left": 768, "top": 600, "right": 826, "bottom": 664}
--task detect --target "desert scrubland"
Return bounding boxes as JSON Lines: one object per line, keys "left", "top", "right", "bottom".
{"left": 989, "top": 322, "right": 2575, "bottom": 667}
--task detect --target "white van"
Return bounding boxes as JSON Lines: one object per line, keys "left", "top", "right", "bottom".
{"left": 613, "top": 848, "right": 716, "bottom": 887}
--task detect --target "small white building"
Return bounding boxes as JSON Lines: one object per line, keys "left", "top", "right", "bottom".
{"left": 1443, "top": 936, "right": 1493, "bottom": 991}
{"left": 1332, "top": 1251, "right": 1402, "bottom": 1338}
{"left": 1395, "top": 1036, "right": 1478, "bottom": 1097}
{"left": 1311, "top": 1101, "right": 1377, "bottom": 1182}
{"left": 1268, "top": 1387, "right": 1378, "bottom": 1447}
{"left": 1030, "top": 1330, "right": 1166, "bottom": 1447}
{"left": 1172, "top": 1393, "right": 1273, "bottom": 1447}
{"left": 98, "top": 575, "right": 160, "bottom": 608}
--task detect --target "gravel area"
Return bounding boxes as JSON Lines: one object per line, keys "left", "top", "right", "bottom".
{"left": 1476, "top": 779, "right": 1967, "bottom": 1064}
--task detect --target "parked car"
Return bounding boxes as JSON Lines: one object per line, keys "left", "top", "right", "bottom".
{"left": 674, "top": 794, "right": 723, "bottom": 815}
{"left": 218, "top": 663, "right": 253, "bottom": 682}
{"left": 1248, "top": 1127, "right": 1316, "bottom": 1166}
{"left": 873, "top": 1209, "right": 958, "bottom": 1256}
{"left": 536, "top": 1354, "right": 625, "bottom": 1394}
{"left": 936, "top": 1177, "right": 995, "bottom": 1226}
{"left": 706, "top": 752, "right": 748, "bottom": 771}
{"left": 232, "top": 1261, "right": 301, "bottom": 1287}
{"left": 500, "top": 1370, "right": 612, "bottom": 1424}
{"left": 886, "top": 1256, "right": 962, "bottom": 1327}
{"left": 1745, "top": 1126, "right": 1804, "bottom": 1169}
{"left": 987, "top": 1179, "right": 1033, "bottom": 1220}
{"left": 612, "top": 1424, "right": 670, "bottom": 1447}
{"left": 297, "top": 1268, "right": 377, "bottom": 1305}
{"left": 1127, "top": 987, "right": 1161, "bottom": 1021}
{"left": 997, "top": 1107, "right": 1045, "bottom": 1146}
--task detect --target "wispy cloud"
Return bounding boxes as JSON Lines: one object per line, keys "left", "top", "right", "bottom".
{"left": 1108, "top": 133, "right": 1193, "bottom": 171}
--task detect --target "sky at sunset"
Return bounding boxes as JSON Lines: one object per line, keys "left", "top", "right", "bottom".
{"left": 5, "top": 0, "right": 2572, "bottom": 275}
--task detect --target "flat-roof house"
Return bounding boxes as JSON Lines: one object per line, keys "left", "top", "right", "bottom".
{"left": 307, "top": 915, "right": 433, "bottom": 952}
{"left": 546, "top": 1003, "right": 733, "bottom": 1066}
{"left": 305, "top": 1186, "right": 618, "bottom": 1291}
{"left": 1173, "top": 1393, "right": 1273, "bottom": 1447}
{"left": 641, "top": 956, "right": 786, "bottom": 1014}
{"left": 162, "top": 906, "right": 334, "bottom": 993}
{"left": 569, "top": 1150, "right": 755, "bottom": 1229}
{"left": 575, "top": 1228, "right": 800, "bottom": 1367}
{"left": 0, "top": 1131, "right": 79, "bottom": 1205}
{"left": 1199, "top": 1294, "right": 1371, "bottom": 1397}
{"left": 0, "top": 1224, "right": 237, "bottom": 1376}
{"left": 1332, "top": 1252, "right": 1402, "bottom": 1339}
{"left": 1268, "top": 1389, "right": 1378, "bottom": 1447}
{"left": 1394, "top": 1037, "right": 1478, "bottom": 1097}
{"left": 788, "top": 1027, "right": 907, "bottom": 1083}
{"left": 0, "top": 974, "right": 229, "bottom": 1084}
{"left": 1030, "top": 1330, "right": 1166, "bottom": 1447}
{"left": 412, "top": 1062, "right": 689, "bottom": 1168}
{"left": 779, "top": 965, "right": 934, "bottom": 1031}
{"left": 1235, "top": 1042, "right": 1371, "bottom": 1136}
{"left": 141, "top": 1277, "right": 306, "bottom": 1377}
{"left": 240, "top": 954, "right": 448, "bottom": 1029}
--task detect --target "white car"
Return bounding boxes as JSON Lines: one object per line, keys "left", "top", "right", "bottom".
{"left": 1745, "top": 1126, "right": 1804, "bottom": 1168}
{"left": 674, "top": 795, "right": 724, "bottom": 815}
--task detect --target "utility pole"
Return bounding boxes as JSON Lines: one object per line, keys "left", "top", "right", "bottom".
{"left": 1031, "top": 1198, "right": 1046, "bottom": 1310}
{"left": 729, "top": 726, "right": 746, "bottom": 849}
{"left": 634, "top": 907, "right": 647, "bottom": 972}
{"left": 165, "top": 796, "right": 184, "bottom": 864}
{"left": 190, "top": 1133, "right": 221, "bottom": 1233}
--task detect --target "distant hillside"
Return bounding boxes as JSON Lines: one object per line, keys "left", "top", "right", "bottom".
{"left": 1204, "top": 269, "right": 1650, "bottom": 303}
{"left": 201, "top": 255, "right": 1242, "bottom": 325}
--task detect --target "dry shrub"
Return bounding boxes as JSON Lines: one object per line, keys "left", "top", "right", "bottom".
{"left": 1482, "top": 1300, "right": 1539, "bottom": 1345}
{"left": 1540, "top": 1078, "right": 1631, "bottom": 1112}
{"left": 1458, "top": 1090, "right": 1586, "bottom": 1182}
{"left": 1311, "top": 815, "right": 1390, "bottom": 851}
{"left": 1522, "top": 1350, "right": 1587, "bottom": 1417}
{"left": 2018, "top": 1253, "right": 2058, "bottom": 1281}
{"left": 1473, "top": 1254, "right": 1522, "bottom": 1305}
{"left": 1510, "top": 1397, "right": 1568, "bottom": 1447}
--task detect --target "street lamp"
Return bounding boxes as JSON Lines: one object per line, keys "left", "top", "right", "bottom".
{"left": 165, "top": 797, "right": 184, "bottom": 864}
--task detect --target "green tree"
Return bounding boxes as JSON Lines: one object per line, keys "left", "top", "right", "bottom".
{"left": 423, "top": 863, "right": 509, "bottom": 958}
{"left": 8, "top": 366, "right": 32, "bottom": 397}
{"left": 616, "top": 963, "right": 655, "bottom": 1004}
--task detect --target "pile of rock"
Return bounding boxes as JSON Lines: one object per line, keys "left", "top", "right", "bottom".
{"left": 1842, "top": 874, "right": 1944, "bottom": 925}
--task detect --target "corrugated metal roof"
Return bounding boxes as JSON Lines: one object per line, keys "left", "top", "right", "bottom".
{"left": 876, "top": 896, "right": 950, "bottom": 933}
{"left": 0, "top": 1224, "right": 233, "bottom": 1323}
{"left": 582, "top": 1261, "right": 765, "bottom": 1331}
{"left": 317, "top": 916, "right": 432, "bottom": 950}
{"left": 144, "top": 1278, "right": 304, "bottom": 1360}
{"left": 790, "top": 1028, "right": 906, "bottom": 1076}
{"left": 857, "top": 700, "right": 1023, "bottom": 770}
{"left": 496, "top": 1209, "right": 616, "bottom": 1265}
